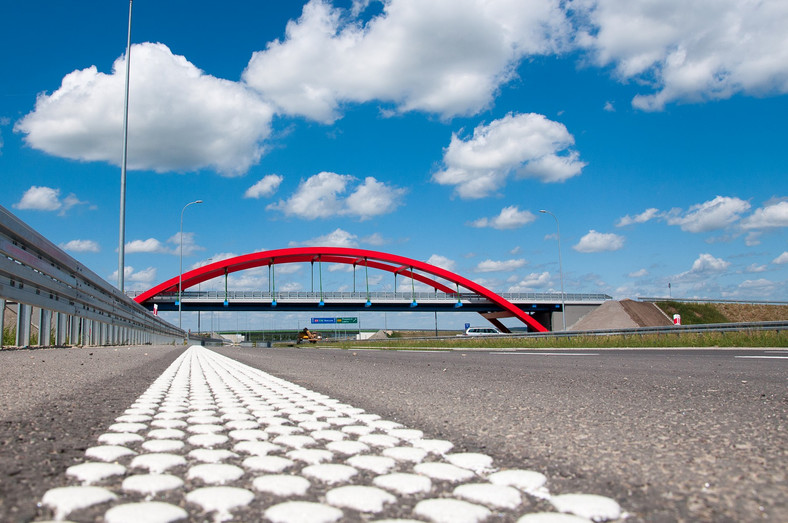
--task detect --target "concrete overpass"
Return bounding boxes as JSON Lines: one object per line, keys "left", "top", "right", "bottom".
{"left": 129, "top": 290, "right": 611, "bottom": 332}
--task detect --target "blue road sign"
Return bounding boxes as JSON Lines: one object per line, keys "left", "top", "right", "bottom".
{"left": 311, "top": 317, "right": 336, "bottom": 324}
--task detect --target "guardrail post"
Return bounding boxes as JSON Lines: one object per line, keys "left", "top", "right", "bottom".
{"left": 0, "top": 298, "right": 5, "bottom": 349}
{"left": 40, "top": 309, "right": 52, "bottom": 347}
{"left": 16, "top": 303, "right": 31, "bottom": 347}
{"left": 70, "top": 316, "right": 80, "bottom": 346}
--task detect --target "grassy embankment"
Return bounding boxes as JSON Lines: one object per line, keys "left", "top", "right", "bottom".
{"left": 335, "top": 301, "right": 787, "bottom": 349}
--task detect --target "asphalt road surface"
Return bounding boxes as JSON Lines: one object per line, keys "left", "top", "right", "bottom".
{"left": 1, "top": 344, "right": 785, "bottom": 522}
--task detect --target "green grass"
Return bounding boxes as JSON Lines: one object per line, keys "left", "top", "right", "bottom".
{"left": 334, "top": 329, "right": 787, "bottom": 349}
{"left": 654, "top": 301, "right": 729, "bottom": 324}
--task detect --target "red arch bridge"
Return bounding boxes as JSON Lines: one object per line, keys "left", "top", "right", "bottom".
{"left": 133, "top": 247, "right": 611, "bottom": 332}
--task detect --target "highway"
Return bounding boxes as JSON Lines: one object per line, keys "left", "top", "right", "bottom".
{"left": 1, "top": 344, "right": 785, "bottom": 522}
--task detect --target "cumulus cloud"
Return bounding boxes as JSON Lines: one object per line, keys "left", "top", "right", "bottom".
{"left": 245, "top": 174, "right": 284, "bottom": 199}
{"left": 268, "top": 172, "right": 405, "bottom": 220}
{"left": 13, "top": 185, "right": 89, "bottom": 215}
{"left": 628, "top": 268, "right": 648, "bottom": 278}
{"left": 14, "top": 186, "right": 60, "bottom": 211}
{"left": 666, "top": 196, "right": 750, "bottom": 232}
{"left": 243, "top": 0, "right": 570, "bottom": 122}
{"left": 108, "top": 266, "right": 157, "bottom": 288}
{"left": 125, "top": 238, "right": 169, "bottom": 254}
{"left": 688, "top": 253, "right": 730, "bottom": 274}
{"left": 507, "top": 271, "right": 551, "bottom": 291}
{"left": 290, "top": 228, "right": 359, "bottom": 248}
{"left": 433, "top": 113, "right": 585, "bottom": 198}
{"left": 773, "top": 252, "right": 788, "bottom": 264}
{"left": 616, "top": 208, "right": 660, "bottom": 227}
{"left": 426, "top": 254, "right": 457, "bottom": 272}
{"left": 574, "top": 0, "right": 788, "bottom": 110}
{"left": 362, "top": 232, "right": 387, "bottom": 246}
{"left": 15, "top": 43, "right": 274, "bottom": 176}
{"left": 573, "top": 230, "right": 625, "bottom": 253}
{"left": 740, "top": 200, "right": 788, "bottom": 229}
{"left": 125, "top": 233, "right": 204, "bottom": 256}
{"left": 60, "top": 239, "right": 100, "bottom": 253}
{"left": 475, "top": 258, "right": 527, "bottom": 273}
{"left": 470, "top": 205, "right": 536, "bottom": 229}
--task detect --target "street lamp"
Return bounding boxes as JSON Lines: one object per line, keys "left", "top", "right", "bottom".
{"left": 179, "top": 200, "right": 203, "bottom": 331}
{"left": 118, "top": 0, "right": 133, "bottom": 291}
{"left": 539, "top": 209, "right": 566, "bottom": 331}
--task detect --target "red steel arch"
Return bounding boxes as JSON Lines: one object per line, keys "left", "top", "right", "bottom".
{"left": 134, "top": 247, "right": 548, "bottom": 332}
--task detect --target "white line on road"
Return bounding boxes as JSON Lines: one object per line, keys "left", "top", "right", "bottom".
{"left": 492, "top": 352, "right": 601, "bottom": 356}
{"left": 735, "top": 356, "right": 788, "bottom": 359}
{"left": 36, "top": 346, "right": 623, "bottom": 522}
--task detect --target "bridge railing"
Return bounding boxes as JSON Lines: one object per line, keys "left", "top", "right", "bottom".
{"left": 129, "top": 290, "right": 613, "bottom": 304}
{"left": 0, "top": 204, "right": 183, "bottom": 348}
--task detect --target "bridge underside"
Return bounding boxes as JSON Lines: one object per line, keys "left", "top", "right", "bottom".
{"left": 146, "top": 299, "right": 559, "bottom": 332}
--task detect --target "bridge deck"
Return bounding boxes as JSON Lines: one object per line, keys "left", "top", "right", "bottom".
{"left": 129, "top": 290, "right": 611, "bottom": 313}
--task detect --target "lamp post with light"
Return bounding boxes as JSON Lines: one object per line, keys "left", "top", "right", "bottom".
{"left": 539, "top": 209, "right": 566, "bottom": 331}
{"left": 179, "top": 200, "right": 203, "bottom": 331}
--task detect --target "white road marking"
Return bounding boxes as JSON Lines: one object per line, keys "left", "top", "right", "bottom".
{"left": 35, "top": 346, "right": 624, "bottom": 522}
{"left": 492, "top": 352, "right": 600, "bottom": 356}
{"left": 734, "top": 355, "right": 788, "bottom": 359}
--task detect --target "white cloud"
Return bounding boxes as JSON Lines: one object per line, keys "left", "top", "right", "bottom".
{"left": 362, "top": 232, "right": 387, "bottom": 246}
{"left": 740, "top": 200, "right": 788, "bottom": 229}
{"left": 426, "top": 254, "right": 457, "bottom": 272}
{"left": 126, "top": 238, "right": 169, "bottom": 254}
{"left": 245, "top": 174, "right": 284, "bottom": 199}
{"left": 242, "top": 0, "right": 570, "bottom": 122}
{"left": 470, "top": 205, "right": 536, "bottom": 229}
{"left": 108, "top": 266, "right": 157, "bottom": 288}
{"left": 344, "top": 177, "right": 407, "bottom": 220}
{"left": 603, "top": 101, "right": 615, "bottom": 112}
{"left": 15, "top": 43, "right": 274, "bottom": 176}
{"left": 745, "top": 263, "right": 767, "bottom": 273}
{"left": 475, "top": 258, "right": 527, "bottom": 273}
{"left": 616, "top": 207, "right": 660, "bottom": 227}
{"left": 290, "top": 228, "right": 359, "bottom": 248}
{"left": 60, "top": 239, "right": 100, "bottom": 253}
{"left": 267, "top": 172, "right": 405, "bottom": 220}
{"left": 688, "top": 253, "right": 730, "bottom": 274}
{"left": 433, "top": 113, "right": 585, "bottom": 198}
{"left": 14, "top": 186, "right": 61, "bottom": 211}
{"left": 628, "top": 268, "right": 648, "bottom": 278}
{"left": 666, "top": 196, "right": 750, "bottom": 232}
{"left": 574, "top": 0, "right": 788, "bottom": 111}
{"left": 507, "top": 271, "right": 551, "bottom": 291}
{"left": 168, "top": 232, "right": 204, "bottom": 257}
{"left": 773, "top": 252, "right": 788, "bottom": 264}
{"left": 573, "top": 230, "right": 625, "bottom": 253}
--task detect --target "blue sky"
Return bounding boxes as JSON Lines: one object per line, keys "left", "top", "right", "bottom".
{"left": 1, "top": 0, "right": 786, "bottom": 331}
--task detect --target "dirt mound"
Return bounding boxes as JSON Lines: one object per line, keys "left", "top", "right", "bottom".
{"left": 569, "top": 299, "right": 672, "bottom": 331}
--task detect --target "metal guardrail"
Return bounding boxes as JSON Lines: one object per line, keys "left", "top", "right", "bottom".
{"left": 639, "top": 297, "right": 788, "bottom": 306}
{"left": 0, "top": 204, "right": 183, "bottom": 347}
{"left": 341, "top": 321, "right": 788, "bottom": 344}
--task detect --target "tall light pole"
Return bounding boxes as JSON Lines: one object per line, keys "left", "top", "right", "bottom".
{"left": 179, "top": 200, "right": 203, "bottom": 331}
{"left": 540, "top": 210, "right": 566, "bottom": 331}
{"left": 118, "top": 0, "right": 133, "bottom": 291}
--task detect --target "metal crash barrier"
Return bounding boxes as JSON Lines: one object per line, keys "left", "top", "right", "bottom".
{"left": 0, "top": 204, "right": 183, "bottom": 348}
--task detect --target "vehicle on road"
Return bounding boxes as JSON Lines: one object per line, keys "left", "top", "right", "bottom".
{"left": 297, "top": 328, "right": 321, "bottom": 344}
{"left": 464, "top": 326, "right": 502, "bottom": 336}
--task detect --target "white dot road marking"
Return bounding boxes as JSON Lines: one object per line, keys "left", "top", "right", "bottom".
{"left": 35, "top": 346, "right": 624, "bottom": 522}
